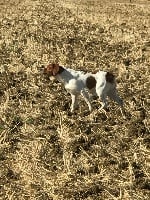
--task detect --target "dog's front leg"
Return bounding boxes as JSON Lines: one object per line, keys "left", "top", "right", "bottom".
{"left": 81, "top": 90, "right": 92, "bottom": 112}
{"left": 70, "top": 94, "right": 78, "bottom": 112}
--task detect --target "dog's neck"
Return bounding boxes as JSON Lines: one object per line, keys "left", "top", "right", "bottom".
{"left": 56, "top": 66, "right": 75, "bottom": 84}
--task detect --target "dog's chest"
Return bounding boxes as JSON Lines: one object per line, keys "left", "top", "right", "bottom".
{"left": 64, "top": 77, "right": 85, "bottom": 94}
{"left": 63, "top": 70, "right": 88, "bottom": 93}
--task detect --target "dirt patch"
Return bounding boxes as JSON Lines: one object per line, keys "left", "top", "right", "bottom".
{"left": 0, "top": 0, "right": 149, "bottom": 199}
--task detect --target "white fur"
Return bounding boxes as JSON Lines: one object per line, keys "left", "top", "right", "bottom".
{"left": 54, "top": 66, "right": 123, "bottom": 112}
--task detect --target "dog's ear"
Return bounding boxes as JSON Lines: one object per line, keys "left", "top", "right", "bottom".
{"left": 44, "top": 64, "right": 52, "bottom": 75}
{"left": 44, "top": 63, "right": 60, "bottom": 76}
{"left": 52, "top": 64, "right": 60, "bottom": 76}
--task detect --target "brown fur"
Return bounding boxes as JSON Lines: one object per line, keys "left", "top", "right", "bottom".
{"left": 105, "top": 72, "right": 115, "bottom": 83}
{"left": 92, "top": 69, "right": 99, "bottom": 74}
{"left": 86, "top": 76, "right": 96, "bottom": 90}
{"left": 44, "top": 64, "right": 64, "bottom": 76}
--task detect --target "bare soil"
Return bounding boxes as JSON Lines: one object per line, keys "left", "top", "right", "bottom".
{"left": 0, "top": 0, "right": 150, "bottom": 199}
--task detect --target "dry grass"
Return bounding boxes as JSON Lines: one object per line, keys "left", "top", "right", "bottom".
{"left": 0, "top": 0, "right": 150, "bottom": 199}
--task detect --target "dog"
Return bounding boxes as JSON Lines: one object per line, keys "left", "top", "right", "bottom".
{"left": 43, "top": 63, "right": 123, "bottom": 112}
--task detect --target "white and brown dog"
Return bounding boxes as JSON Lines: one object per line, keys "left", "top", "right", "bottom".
{"left": 44, "top": 64, "right": 123, "bottom": 112}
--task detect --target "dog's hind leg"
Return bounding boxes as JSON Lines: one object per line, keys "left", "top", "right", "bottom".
{"left": 107, "top": 89, "right": 126, "bottom": 118}
{"left": 95, "top": 84, "right": 109, "bottom": 110}
{"left": 107, "top": 88, "right": 123, "bottom": 107}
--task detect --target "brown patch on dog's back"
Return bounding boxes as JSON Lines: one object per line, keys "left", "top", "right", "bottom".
{"left": 92, "top": 69, "right": 99, "bottom": 74}
{"left": 86, "top": 76, "right": 96, "bottom": 90}
{"left": 106, "top": 72, "right": 115, "bottom": 83}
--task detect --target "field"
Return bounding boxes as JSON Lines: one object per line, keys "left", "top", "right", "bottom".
{"left": 0, "top": 0, "right": 150, "bottom": 199}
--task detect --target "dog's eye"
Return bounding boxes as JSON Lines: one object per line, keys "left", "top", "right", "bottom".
{"left": 43, "top": 68, "right": 47, "bottom": 74}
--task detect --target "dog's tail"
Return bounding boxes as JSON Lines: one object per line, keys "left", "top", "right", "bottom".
{"left": 106, "top": 72, "right": 115, "bottom": 84}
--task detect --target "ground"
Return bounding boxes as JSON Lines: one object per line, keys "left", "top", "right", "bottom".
{"left": 0, "top": 0, "right": 150, "bottom": 199}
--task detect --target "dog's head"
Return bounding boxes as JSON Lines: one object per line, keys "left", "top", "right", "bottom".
{"left": 44, "top": 63, "right": 61, "bottom": 76}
